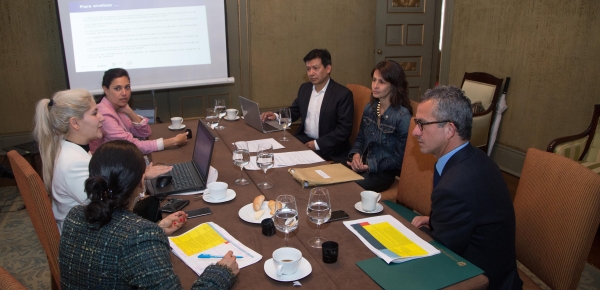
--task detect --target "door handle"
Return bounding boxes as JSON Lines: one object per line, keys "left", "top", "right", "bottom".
{"left": 377, "top": 49, "right": 382, "bottom": 54}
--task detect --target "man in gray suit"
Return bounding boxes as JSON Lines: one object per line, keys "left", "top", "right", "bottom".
{"left": 411, "top": 85, "right": 522, "bottom": 290}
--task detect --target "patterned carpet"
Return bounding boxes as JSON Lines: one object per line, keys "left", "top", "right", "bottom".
{"left": 1, "top": 185, "right": 600, "bottom": 289}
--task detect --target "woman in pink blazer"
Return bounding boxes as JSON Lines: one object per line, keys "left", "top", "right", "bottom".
{"left": 89, "top": 68, "right": 188, "bottom": 154}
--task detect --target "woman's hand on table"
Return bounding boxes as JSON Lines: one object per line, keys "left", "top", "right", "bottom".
{"left": 411, "top": 216, "right": 430, "bottom": 229}
{"left": 144, "top": 162, "right": 173, "bottom": 179}
{"left": 158, "top": 211, "right": 188, "bottom": 235}
{"left": 347, "top": 154, "right": 369, "bottom": 172}
{"left": 164, "top": 132, "right": 188, "bottom": 148}
{"left": 217, "top": 251, "right": 240, "bottom": 275}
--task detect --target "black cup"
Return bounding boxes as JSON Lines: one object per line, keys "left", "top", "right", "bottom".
{"left": 261, "top": 218, "right": 276, "bottom": 236}
{"left": 322, "top": 241, "right": 339, "bottom": 263}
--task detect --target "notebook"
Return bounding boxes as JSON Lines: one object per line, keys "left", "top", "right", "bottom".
{"left": 151, "top": 120, "right": 215, "bottom": 196}
{"left": 239, "top": 96, "right": 284, "bottom": 133}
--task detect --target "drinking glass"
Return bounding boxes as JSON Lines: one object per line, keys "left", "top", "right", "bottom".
{"left": 256, "top": 143, "right": 274, "bottom": 189}
{"left": 307, "top": 187, "right": 331, "bottom": 248}
{"left": 205, "top": 108, "right": 220, "bottom": 141}
{"left": 278, "top": 108, "right": 292, "bottom": 142}
{"left": 232, "top": 142, "right": 250, "bottom": 185}
{"left": 214, "top": 99, "right": 226, "bottom": 130}
{"left": 274, "top": 195, "right": 298, "bottom": 247}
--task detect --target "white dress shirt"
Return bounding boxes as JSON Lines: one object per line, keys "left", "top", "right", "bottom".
{"left": 304, "top": 79, "right": 330, "bottom": 150}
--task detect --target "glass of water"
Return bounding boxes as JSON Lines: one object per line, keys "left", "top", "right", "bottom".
{"left": 278, "top": 108, "right": 292, "bottom": 142}
{"left": 274, "top": 195, "right": 298, "bottom": 247}
{"left": 232, "top": 141, "right": 250, "bottom": 185}
{"left": 307, "top": 187, "right": 331, "bottom": 248}
{"left": 214, "top": 99, "right": 226, "bottom": 130}
{"left": 205, "top": 108, "right": 220, "bottom": 141}
{"left": 256, "top": 143, "right": 274, "bottom": 189}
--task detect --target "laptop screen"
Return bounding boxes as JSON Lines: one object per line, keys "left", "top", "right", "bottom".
{"left": 192, "top": 120, "right": 215, "bottom": 180}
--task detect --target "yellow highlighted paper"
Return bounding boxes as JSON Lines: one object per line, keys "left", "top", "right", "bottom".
{"left": 169, "top": 223, "right": 227, "bottom": 256}
{"left": 363, "top": 222, "right": 428, "bottom": 257}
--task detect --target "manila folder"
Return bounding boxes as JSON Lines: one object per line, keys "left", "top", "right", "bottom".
{"left": 288, "top": 163, "right": 364, "bottom": 188}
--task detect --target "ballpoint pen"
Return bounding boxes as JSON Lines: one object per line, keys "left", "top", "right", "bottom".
{"left": 198, "top": 254, "right": 243, "bottom": 259}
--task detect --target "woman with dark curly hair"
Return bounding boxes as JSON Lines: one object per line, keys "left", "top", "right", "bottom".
{"left": 59, "top": 140, "right": 239, "bottom": 289}
{"left": 347, "top": 60, "right": 412, "bottom": 192}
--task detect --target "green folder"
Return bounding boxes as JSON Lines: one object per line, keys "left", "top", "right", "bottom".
{"left": 355, "top": 201, "right": 484, "bottom": 290}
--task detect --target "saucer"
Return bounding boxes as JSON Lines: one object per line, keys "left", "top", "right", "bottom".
{"left": 203, "top": 189, "right": 236, "bottom": 203}
{"left": 168, "top": 124, "right": 186, "bottom": 130}
{"left": 264, "top": 257, "right": 312, "bottom": 282}
{"left": 238, "top": 201, "right": 273, "bottom": 224}
{"left": 224, "top": 116, "right": 240, "bottom": 121}
{"left": 354, "top": 201, "right": 383, "bottom": 214}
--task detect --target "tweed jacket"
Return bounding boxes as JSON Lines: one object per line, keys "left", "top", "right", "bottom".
{"left": 60, "top": 206, "right": 237, "bottom": 289}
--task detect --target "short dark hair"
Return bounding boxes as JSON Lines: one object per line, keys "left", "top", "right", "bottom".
{"left": 370, "top": 60, "right": 412, "bottom": 115}
{"left": 83, "top": 140, "right": 146, "bottom": 229}
{"left": 303, "top": 49, "right": 332, "bottom": 68}
{"left": 102, "top": 68, "right": 130, "bottom": 92}
{"left": 420, "top": 85, "right": 472, "bottom": 140}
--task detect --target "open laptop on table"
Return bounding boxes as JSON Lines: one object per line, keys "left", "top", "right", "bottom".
{"left": 239, "top": 96, "right": 284, "bottom": 133}
{"left": 151, "top": 120, "right": 215, "bottom": 196}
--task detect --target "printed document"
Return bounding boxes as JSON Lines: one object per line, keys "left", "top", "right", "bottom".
{"left": 244, "top": 150, "right": 325, "bottom": 170}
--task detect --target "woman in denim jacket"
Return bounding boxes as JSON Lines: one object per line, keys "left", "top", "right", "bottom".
{"left": 347, "top": 60, "right": 412, "bottom": 192}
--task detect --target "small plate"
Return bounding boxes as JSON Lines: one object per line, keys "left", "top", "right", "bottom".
{"left": 238, "top": 201, "right": 273, "bottom": 223}
{"left": 355, "top": 201, "right": 383, "bottom": 214}
{"left": 203, "top": 189, "right": 236, "bottom": 203}
{"left": 168, "top": 124, "right": 186, "bottom": 130}
{"left": 264, "top": 257, "right": 312, "bottom": 282}
{"left": 224, "top": 116, "right": 240, "bottom": 121}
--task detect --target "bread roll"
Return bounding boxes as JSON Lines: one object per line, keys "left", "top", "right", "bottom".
{"left": 253, "top": 195, "right": 265, "bottom": 211}
{"left": 268, "top": 200, "right": 281, "bottom": 215}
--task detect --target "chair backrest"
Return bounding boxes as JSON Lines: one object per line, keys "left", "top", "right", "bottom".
{"left": 395, "top": 120, "right": 437, "bottom": 215}
{"left": 461, "top": 72, "right": 503, "bottom": 150}
{"left": 0, "top": 266, "right": 27, "bottom": 290}
{"left": 514, "top": 148, "right": 600, "bottom": 290}
{"left": 547, "top": 104, "right": 600, "bottom": 162}
{"left": 7, "top": 151, "right": 61, "bottom": 289}
{"left": 346, "top": 84, "right": 372, "bottom": 145}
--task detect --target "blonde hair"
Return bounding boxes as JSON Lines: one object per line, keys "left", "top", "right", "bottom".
{"left": 32, "top": 89, "right": 95, "bottom": 192}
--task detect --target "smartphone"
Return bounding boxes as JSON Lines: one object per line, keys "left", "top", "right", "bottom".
{"left": 185, "top": 207, "right": 212, "bottom": 218}
{"left": 161, "top": 198, "right": 189, "bottom": 213}
{"left": 327, "top": 210, "right": 349, "bottom": 223}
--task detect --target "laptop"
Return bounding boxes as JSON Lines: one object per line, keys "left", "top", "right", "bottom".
{"left": 239, "top": 96, "right": 284, "bottom": 133}
{"left": 151, "top": 120, "right": 215, "bottom": 196}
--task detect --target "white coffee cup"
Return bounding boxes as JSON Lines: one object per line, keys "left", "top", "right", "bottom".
{"left": 273, "top": 247, "right": 302, "bottom": 276}
{"left": 205, "top": 182, "right": 228, "bottom": 200}
{"left": 171, "top": 117, "right": 183, "bottom": 128}
{"left": 226, "top": 109, "right": 239, "bottom": 119}
{"left": 360, "top": 191, "right": 381, "bottom": 212}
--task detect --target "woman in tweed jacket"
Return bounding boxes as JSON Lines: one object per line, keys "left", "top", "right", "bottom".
{"left": 59, "top": 140, "right": 239, "bottom": 289}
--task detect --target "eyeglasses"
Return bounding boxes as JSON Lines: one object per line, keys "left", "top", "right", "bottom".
{"left": 413, "top": 118, "right": 452, "bottom": 131}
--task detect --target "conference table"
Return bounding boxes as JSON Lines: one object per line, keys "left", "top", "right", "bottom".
{"left": 149, "top": 118, "right": 488, "bottom": 290}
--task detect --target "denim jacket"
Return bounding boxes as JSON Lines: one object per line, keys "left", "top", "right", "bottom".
{"left": 349, "top": 102, "right": 411, "bottom": 174}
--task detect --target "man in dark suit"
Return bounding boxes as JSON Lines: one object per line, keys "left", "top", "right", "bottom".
{"left": 261, "top": 49, "right": 353, "bottom": 162}
{"left": 411, "top": 86, "right": 522, "bottom": 290}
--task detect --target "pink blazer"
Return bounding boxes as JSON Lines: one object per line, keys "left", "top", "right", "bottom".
{"left": 89, "top": 97, "right": 158, "bottom": 154}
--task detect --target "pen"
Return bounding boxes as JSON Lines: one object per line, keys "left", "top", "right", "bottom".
{"left": 198, "top": 254, "right": 243, "bottom": 259}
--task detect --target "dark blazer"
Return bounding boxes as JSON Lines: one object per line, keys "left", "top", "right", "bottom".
{"left": 428, "top": 144, "right": 522, "bottom": 290}
{"left": 290, "top": 78, "right": 354, "bottom": 162}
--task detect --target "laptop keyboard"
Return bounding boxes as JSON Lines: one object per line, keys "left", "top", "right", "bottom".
{"left": 262, "top": 122, "right": 279, "bottom": 132}
{"left": 171, "top": 163, "right": 200, "bottom": 190}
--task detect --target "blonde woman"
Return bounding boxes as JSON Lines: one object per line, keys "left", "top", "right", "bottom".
{"left": 33, "top": 89, "right": 176, "bottom": 233}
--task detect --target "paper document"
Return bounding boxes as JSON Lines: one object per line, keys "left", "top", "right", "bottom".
{"left": 169, "top": 222, "right": 262, "bottom": 275}
{"left": 344, "top": 215, "right": 439, "bottom": 264}
{"left": 244, "top": 150, "right": 325, "bottom": 170}
{"left": 244, "top": 138, "right": 285, "bottom": 152}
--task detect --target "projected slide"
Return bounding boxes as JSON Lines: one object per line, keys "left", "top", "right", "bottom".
{"left": 69, "top": 2, "right": 210, "bottom": 72}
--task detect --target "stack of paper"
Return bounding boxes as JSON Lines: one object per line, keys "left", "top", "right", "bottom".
{"left": 244, "top": 138, "right": 285, "bottom": 152}
{"left": 343, "top": 215, "right": 439, "bottom": 264}
{"left": 244, "top": 150, "right": 325, "bottom": 170}
{"left": 169, "top": 222, "right": 262, "bottom": 275}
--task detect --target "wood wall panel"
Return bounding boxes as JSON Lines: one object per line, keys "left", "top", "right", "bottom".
{"left": 0, "top": 0, "right": 67, "bottom": 135}
{"left": 448, "top": 0, "right": 600, "bottom": 152}
{"left": 248, "top": 0, "right": 376, "bottom": 110}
